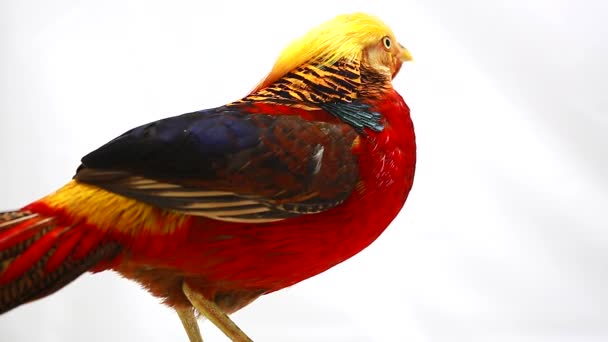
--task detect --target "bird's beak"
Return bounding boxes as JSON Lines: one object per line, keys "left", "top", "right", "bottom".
{"left": 398, "top": 43, "right": 413, "bottom": 62}
{"left": 391, "top": 43, "right": 412, "bottom": 79}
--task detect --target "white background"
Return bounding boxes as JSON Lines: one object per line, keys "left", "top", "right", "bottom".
{"left": 1, "top": 1, "right": 607, "bottom": 341}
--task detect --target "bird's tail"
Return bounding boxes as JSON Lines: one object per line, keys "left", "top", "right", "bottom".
{"left": 0, "top": 209, "right": 121, "bottom": 314}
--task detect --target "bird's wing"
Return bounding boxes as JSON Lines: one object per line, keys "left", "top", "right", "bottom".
{"left": 74, "top": 106, "right": 360, "bottom": 223}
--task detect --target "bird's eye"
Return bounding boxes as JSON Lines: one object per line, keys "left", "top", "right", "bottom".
{"left": 382, "top": 36, "right": 392, "bottom": 50}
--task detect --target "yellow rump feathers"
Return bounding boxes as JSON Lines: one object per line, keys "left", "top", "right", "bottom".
{"left": 253, "top": 13, "right": 397, "bottom": 92}
{"left": 42, "top": 181, "right": 189, "bottom": 236}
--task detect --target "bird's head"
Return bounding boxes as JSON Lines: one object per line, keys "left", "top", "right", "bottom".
{"left": 253, "top": 13, "right": 412, "bottom": 92}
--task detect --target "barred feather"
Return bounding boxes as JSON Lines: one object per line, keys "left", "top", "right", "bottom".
{"left": 0, "top": 210, "right": 121, "bottom": 313}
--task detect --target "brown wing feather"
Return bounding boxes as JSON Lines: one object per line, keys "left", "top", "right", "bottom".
{"left": 75, "top": 111, "right": 359, "bottom": 223}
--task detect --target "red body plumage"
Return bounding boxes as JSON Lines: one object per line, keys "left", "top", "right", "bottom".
{"left": 117, "top": 90, "right": 415, "bottom": 294}
{"left": 11, "top": 89, "right": 415, "bottom": 309}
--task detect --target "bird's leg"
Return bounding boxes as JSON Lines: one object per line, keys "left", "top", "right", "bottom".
{"left": 176, "top": 306, "right": 203, "bottom": 342}
{"left": 182, "top": 281, "right": 253, "bottom": 342}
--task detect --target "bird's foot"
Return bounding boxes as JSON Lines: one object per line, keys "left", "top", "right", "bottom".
{"left": 181, "top": 281, "right": 253, "bottom": 342}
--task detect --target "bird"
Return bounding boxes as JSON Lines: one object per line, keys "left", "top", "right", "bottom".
{"left": 0, "top": 12, "right": 415, "bottom": 341}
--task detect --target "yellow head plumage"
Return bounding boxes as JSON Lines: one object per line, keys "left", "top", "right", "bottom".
{"left": 253, "top": 13, "right": 412, "bottom": 92}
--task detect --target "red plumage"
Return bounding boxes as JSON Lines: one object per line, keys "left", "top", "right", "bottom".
{"left": 113, "top": 91, "right": 415, "bottom": 300}
{"left": 3, "top": 90, "right": 414, "bottom": 310}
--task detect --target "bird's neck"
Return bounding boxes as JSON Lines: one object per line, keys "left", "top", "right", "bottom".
{"left": 234, "top": 59, "right": 396, "bottom": 132}
{"left": 238, "top": 59, "right": 363, "bottom": 107}
{"left": 238, "top": 57, "right": 395, "bottom": 106}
